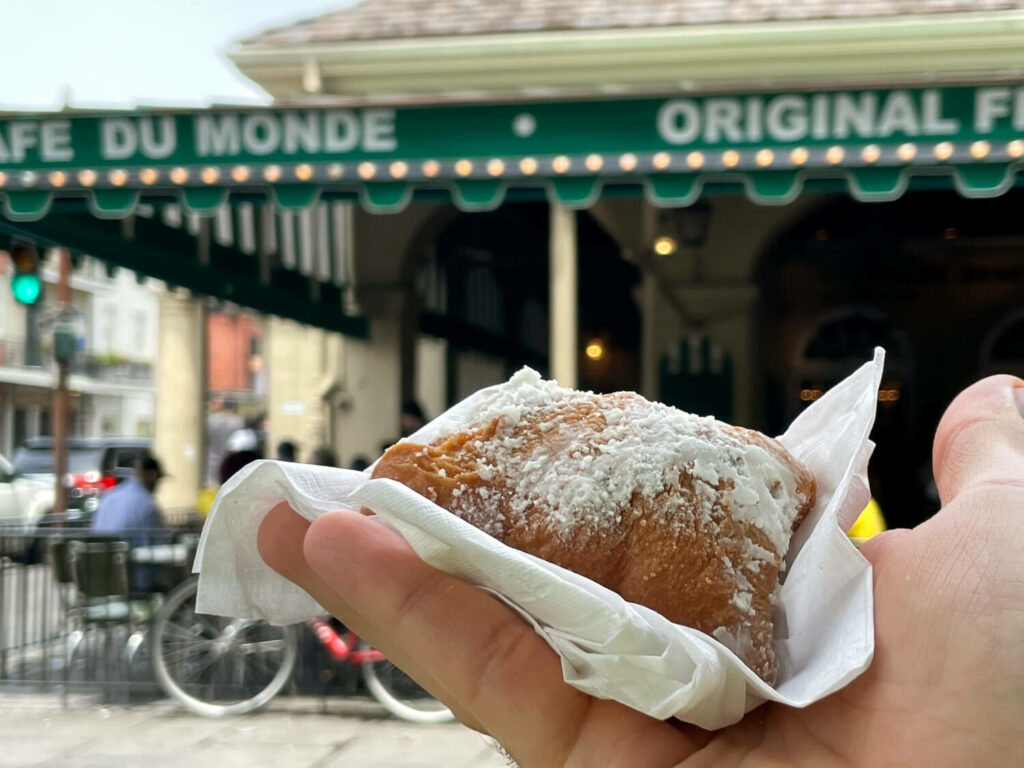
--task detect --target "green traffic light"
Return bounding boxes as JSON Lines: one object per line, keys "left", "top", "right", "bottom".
{"left": 11, "top": 274, "right": 42, "bottom": 305}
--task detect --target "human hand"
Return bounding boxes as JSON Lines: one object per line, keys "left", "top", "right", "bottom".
{"left": 258, "top": 375, "right": 1024, "bottom": 767}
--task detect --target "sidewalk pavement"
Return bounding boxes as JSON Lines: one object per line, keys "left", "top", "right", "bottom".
{"left": 0, "top": 694, "right": 511, "bottom": 768}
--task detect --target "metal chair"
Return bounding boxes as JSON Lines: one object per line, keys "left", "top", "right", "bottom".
{"left": 48, "top": 534, "right": 109, "bottom": 700}
{"left": 58, "top": 538, "right": 157, "bottom": 700}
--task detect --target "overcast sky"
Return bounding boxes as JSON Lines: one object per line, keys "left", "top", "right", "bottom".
{"left": 1, "top": 0, "right": 353, "bottom": 111}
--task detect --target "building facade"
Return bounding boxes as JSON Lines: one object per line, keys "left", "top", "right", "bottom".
{"left": 2, "top": 1, "right": 1022, "bottom": 522}
{"left": 207, "top": 308, "right": 265, "bottom": 402}
{"left": 225, "top": 0, "right": 1024, "bottom": 526}
{"left": 0, "top": 249, "right": 158, "bottom": 457}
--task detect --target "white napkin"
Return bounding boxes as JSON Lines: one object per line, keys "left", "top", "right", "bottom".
{"left": 195, "top": 348, "right": 885, "bottom": 729}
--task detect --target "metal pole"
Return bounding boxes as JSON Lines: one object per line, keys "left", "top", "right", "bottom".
{"left": 52, "top": 248, "right": 71, "bottom": 519}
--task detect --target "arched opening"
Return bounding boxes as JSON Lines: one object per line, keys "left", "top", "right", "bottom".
{"left": 408, "top": 202, "right": 640, "bottom": 412}
{"left": 758, "top": 188, "right": 1024, "bottom": 527}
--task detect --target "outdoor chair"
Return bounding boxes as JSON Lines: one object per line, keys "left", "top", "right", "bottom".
{"left": 48, "top": 534, "right": 121, "bottom": 694}
{"left": 53, "top": 537, "right": 159, "bottom": 701}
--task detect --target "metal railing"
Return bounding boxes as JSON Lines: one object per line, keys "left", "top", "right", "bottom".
{"left": 0, "top": 528, "right": 189, "bottom": 702}
{"left": 0, "top": 539, "right": 64, "bottom": 686}
{"left": 0, "top": 527, "right": 364, "bottom": 706}
{"left": 0, "top": 338, "right": 153, "bottom": 384}
{"left": 0, "top": 337, "right": 29, "bottom": 368}
{"left": 78, "top": 356, "right": 153, "bottom": 384}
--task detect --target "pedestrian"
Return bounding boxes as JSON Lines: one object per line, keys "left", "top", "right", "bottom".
{"left": 400, "top": 400, "right": 426, "bottom": 437}
{"left": 220, "top": 428, "right": 263, "bottom": 484}
{"left": 91, "top": 454, "right": 167, "bottom": 591}
{"left": 206, "top": 398, "right": 243, "bottom": 486}
{"left": 276, "top": 440, "right": 298, "bottom": 462}
{"left": 245, "top": 411, "right": 268, "bottom": 456}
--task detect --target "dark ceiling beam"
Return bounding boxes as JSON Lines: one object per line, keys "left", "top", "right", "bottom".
{"left": 0, "top": 210, "right": 368, "bottom": 338}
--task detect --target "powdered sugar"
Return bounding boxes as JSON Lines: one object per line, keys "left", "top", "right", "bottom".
{"left": 453, "top": 368, "right": 803, "bottom": 559}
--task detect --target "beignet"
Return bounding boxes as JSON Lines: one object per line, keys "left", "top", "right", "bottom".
{"left": 372, "top": 369, "right": 815, "bottom": 684}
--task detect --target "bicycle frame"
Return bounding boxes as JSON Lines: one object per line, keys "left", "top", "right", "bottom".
{"left": 307, "top": 617, "right": 384, "bottom": 664}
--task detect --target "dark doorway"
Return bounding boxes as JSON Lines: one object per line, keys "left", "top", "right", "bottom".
{"left": 758, "top": 188, "right": 1024, "bottom": 528}
{"left": 417, "top": 203, "right": 640, "bottom": 405}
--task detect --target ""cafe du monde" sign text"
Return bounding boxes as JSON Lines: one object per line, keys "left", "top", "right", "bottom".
{"left": 1, "top": 85, "right": 1022, "bottom": 169}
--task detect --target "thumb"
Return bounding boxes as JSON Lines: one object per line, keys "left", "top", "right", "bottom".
{"left": 932, "top": 374, "right": 1024, "bottom": 508}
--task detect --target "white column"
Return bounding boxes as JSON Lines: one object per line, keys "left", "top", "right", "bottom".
{"left": 549, "top": 203, "right": 578, "bottom": 388}
{"left": 334, "top": 315, "right": 403, "bottom": 464}
{"left": 640, "top": 271, "right": 659, "bottom": 399}
{"left": 28, "top": 405, "right": 41, "bottom": 439}
{"left": 265, "top": 315, "right": 330, "bottom": 460}
{"left": 639, "top": 199, "right": 660, "bottom": 400}
{"left": 154, "top": 290, "right": 206, "bottom": 516}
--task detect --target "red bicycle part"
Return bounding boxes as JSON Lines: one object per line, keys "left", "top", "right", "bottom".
{"left": 350, "top": 648, "right": 385, "bottom": 663}
{"left": 308, "top": 618, "right": 354, "bottom": 660}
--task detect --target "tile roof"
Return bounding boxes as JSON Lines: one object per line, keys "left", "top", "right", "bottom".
{"left": 239, "top": 0, "right": 1024, "bottom": 46}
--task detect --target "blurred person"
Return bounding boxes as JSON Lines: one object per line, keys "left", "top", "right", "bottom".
{"left": 276, "top": 440, "right": 298, "bottom": 462}
{"left": 375, "top": 400, "right": 429, "bottom": 459}
{"left": 206, "top": 398, "right": 243, "bottom": 485}
{"left": 226, "top": 423, "right": 261, "bottom": 458}
{"left": 219, "top": 428, "right": 263, "bottom": 484}
{"left": 309, "top": 446, "right": 338, "bottom": 467}
{"left": 350, "top": 455, "right": 371, "bottom": 472}
{"left": 197, "top": 429, "right": 264, "bottom": 514}
{"left": 92, "top": 455, "right": 167, "bottom": 591}
{"left": 245, "top": 411, "right": 268, "bottom": 456}
{"left": 400, "top": 400, "right": 426, "bottom": 437}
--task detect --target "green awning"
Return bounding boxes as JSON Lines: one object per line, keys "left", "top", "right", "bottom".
{"left": 0, "top": 201, "right": 369, "bottom": 337}
{"left": 2, "top": 84, "right": 1022, "bottom": 218}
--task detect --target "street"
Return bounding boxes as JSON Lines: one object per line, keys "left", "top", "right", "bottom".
{"left": 0, "top": 694, "right": 510, "bottom": 768}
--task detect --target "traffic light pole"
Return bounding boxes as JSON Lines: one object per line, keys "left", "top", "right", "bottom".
{"left": 52, "top": 248, "right": 71, "bottom": 520}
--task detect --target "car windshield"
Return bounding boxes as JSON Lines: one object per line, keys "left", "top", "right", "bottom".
{"left": 13, "top": 447, "right": 106, "bottom": 475}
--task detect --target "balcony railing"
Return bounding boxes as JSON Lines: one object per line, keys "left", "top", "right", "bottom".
{"left": 0, "top": 339, "right": 152, "bottom": 385}
{"left": 0, "top": 338, "right": 26, "bottom": 368}
{"left": 78, "top": 356, "right": 152, "bottom": 384}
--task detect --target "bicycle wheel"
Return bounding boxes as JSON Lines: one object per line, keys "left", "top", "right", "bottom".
{"left": 151, "top": 577, "right": 299, "bottom": 717}
{"left": 359, "top": 639, "right": 455, "bottom": 723}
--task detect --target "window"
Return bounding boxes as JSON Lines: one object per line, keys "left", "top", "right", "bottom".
{"left": 114, "top": 448, "right": 147, "bottom": 469}
{"left": 133, "top": 310, "right": 148, "bottom": 354}
{"left": 99, "top": 305, "right": 117, "bottom": 354}
{"left": 13, "top": 409, "right": 27, "bottom": 449}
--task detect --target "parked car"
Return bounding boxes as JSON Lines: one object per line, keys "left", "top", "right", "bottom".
{"left": 12, "top": 437, "right": 152, "bottom": 525}
{"left": 0, "top": 451, "right": 55, "bottom": 553}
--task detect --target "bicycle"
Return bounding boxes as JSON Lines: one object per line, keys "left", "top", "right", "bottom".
{"left": 149, "top": 576, "right": 454, "bottom": 723}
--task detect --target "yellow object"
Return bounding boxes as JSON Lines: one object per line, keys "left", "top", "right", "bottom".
{"left": 848, "top": 498, "right": 887, "bottom": 540}
{"left": 196, "top": 487, "right": 219, "bottom": 517}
